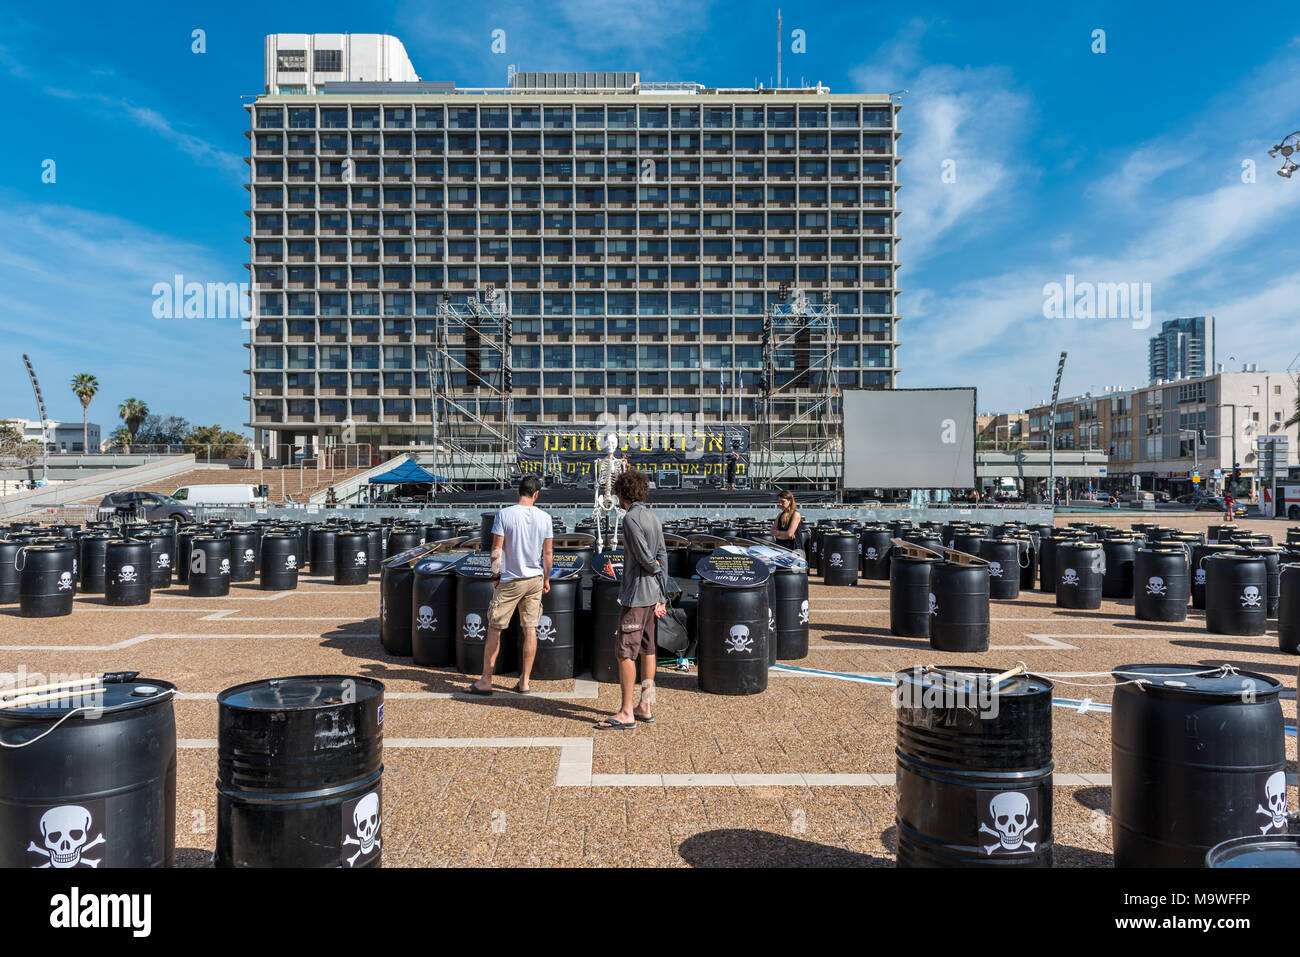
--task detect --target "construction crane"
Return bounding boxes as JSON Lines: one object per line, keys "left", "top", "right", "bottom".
{"left": 21, "top": 354, "right": 50, "bottom": 485}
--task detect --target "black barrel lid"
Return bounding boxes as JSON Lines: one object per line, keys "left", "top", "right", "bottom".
{"left": 553, "top": 533, "right": 596, "bottom": 548}
{"left": 893, "top": 665, "right": 1053, "bottom": 697}
{"left": 550, "top": 552, "right": 585, "bottom": 579}
{"left": 593, "top": 551, "right": 622, "bottom": 581}
{"left": 0, "top": 676, "right": 176, "bottom": 719}
{"left": 1112, "top": 663, "right": 1281, "bottom": 698}
{"left": 664, "top": 533, "right": 690, "bottom": 547}
{"left": 219, "top": 674, "right": 384, "bottom": 711}
{"left": 411, "top": 550, "right": 474, "bottom": 575}
{"left": 696, "top": 552, "right": 771, "bottom": 587}
{"left": 383, "top": 542, "right": 440, "bottom": 569}
{"left": 455, "top": 553, "right": 496, "bottom": 578}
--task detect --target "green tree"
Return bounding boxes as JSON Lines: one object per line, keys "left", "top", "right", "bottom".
{"left": 185, "top": 424, "right": 250, "bottom": 459}
{"left": 117, "top": 398, "right": 149, "bottom": 448}
{"left": 1286, "top": 377, "right": 1300, "bottom": 436}
{"left": 70, "top": 373, "right": 99, "bottom": 453}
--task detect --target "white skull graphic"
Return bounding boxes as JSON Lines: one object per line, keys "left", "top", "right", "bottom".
{"left": 285, "top": 554, "right": 297, "bottom": 570}
{"left": 1241, "top": 586, "right": 1262, "bottom": 608}
{"left": 463, "top": 613, "right": 485, "bottom": 640}
{"left": 1146, "top": 576, "right": 1166, "bottom": 596}
{"left": 243, "top": 548, "right": 255, "bottom": 564}
{"left": 987, "top": 561, "right": 1003, "bottom": 578}
{"left": 981, "top": 791, "right": 1038, "bottom": 854}
{"left": 57, "top": 572, "right": 72, "bottom": 591}
{"left": 31, "top": 805, "right": 105, "bottom": 868}
{"left": 725, "top": 624, "right": 752, "bottom": 653}
{"left": 536, "top": 615, "right": 555, "bottom": 642}
{"left": 928, "top": 592, "right": 938, "bottom": 616}
{"left": 1061, "top": 568, "right": 1080, "bottom": 586}
{"left": 219, "top": 558, "right": 230, "bottom": 576}
{"left": 355, "top": 551, "right": 367, "bottom": 566}
{"left": 798, "top": 599, "right": 809, "bottom": 624}
{"left": 829, "top": 552, "right": 843, "bottom": 567}
{"left": 1194, "top": 568, "right": 1206, "bottom": 585}
{"left": 157, "top": 552, "right": 171, "bottom": 568}
{"left": 865, "top": 546, "right": 878, "bottom": 560}
{"left": 415, "top": 605, "right": 435, "bottom": 630}
{"left": 343, "top": 791, "right": 381, "bottom": 867}
{"left": 118, "top": 564, "right": 137, "bottom": 583}
{"left": 1259, "top": 771, "right": 1288, "bottom": 833}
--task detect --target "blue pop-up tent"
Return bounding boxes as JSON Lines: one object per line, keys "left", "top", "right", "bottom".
{"left": 367, "top": 459, "right": 446, "bottom": 484}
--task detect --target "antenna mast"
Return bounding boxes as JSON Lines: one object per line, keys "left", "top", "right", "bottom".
{"left": 776, "top": 9, "right": 782, "bottom": 88}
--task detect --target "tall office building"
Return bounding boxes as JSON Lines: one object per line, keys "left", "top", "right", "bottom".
{"left": 245, "top": 34, "right": 901, "bottom": 463}
{"left": 1149, "top": 316, "right": 1214, "bottom": 383}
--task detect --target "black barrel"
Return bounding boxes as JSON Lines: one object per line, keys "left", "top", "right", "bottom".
{"left": 18, "top": 544, "right": 76, "bottom": 618}
{"left": 1037, "top": 535, "right": 1074, "bottom": 594}
{"left": 773, "top": 564, "right": 809, "bottom": 660}
{"left": 310, "top": 527, "right": 337, "bottom": 577}
{"left": 226, "top": 529, "right": 260, "bottom": 583}
{"left": 333, "top": 531, "right": 370, "bottom": 586}
{"left": 361, "top": 525, "right": 384, "bottom": 575}
{"left": 1055, "top": 541, "right": 1104, "bottom": 610}
{"left": 895, "top": 666, "right": 1053, "bottom": 867}
{"left": 174, "top": 527, "right": 197, "bottom": 585}
{"left": 215, "top": 675, "right": 384, "bottom": 868}
{"left": 533, "top": 575, "right": 579, "bottom": 680}
{"left": 891, "top": 554, "right": 941, "bottom": 638}
{"left": 0, "top": 676, "right": 176, "bottom": 867}
{"left": 980, "top": 539, "right": 1020, "bottom": 600}
{"left": 411, "top": 559, "right": 458, "bottom": 667}
{"left": 188, "top": 535, "right": 232, "bottom": 597}
{"left": 379, "top": 561, "right": 416, "bottom": 657}
{"left": 0, "top": 540, "right": 20, "bottom": 603}
{"left": 697, "top": 578, "right": 768, "bottom": 695}
{"left": 479, "top": 513, "right": 496, "bottom": 550}
{"left": 1133, "top": 547, "right": 1190, "bottom": 622}
{"left": 387, "top": 528, "right": 423, "bottom": 557}
{"left": 1237, "top": 547, "right": 1282, "bottom": 619}
{"left": 1208, "top": 524, "right": 1239, "bottom": 544}
{"left": 105, "top": 540, "right": 152, "bottom": 607}
{"left": 1111, "top": 664, "right": 1284, "bottom": 867}
{"left": 930, "top": 563, "right": 991, "bottom": 652}
{"left": 1207, "top": 835, "right": 1300, "bottom": 868}
{"left": 858, "top": 526, "right": 892, "bottom": 580}
{"left": 139, "top": 529, "right": 174, "bottom": 590}
{"left": 951, "top": 530, "right": 984, "bottom": 557}
{"left": 1280, "top": 564, "right": 1300, "bottom": 654}
{"left": 259, "top": 531, "right": 300, "bottom": 591}
{"left": 590, "top": 576, "right": 624, "bottom": 683}
{"left": 78, "top": 533, "right": 113, "bottom": 594}
{"left": 1011, "top": 535, "right": 1037, "bottom": 591}
{"left": 1101, "top": 538, "right": 1137, "bottom": 599}
{"left": 1205, "top": 552, "right": 1268, "bottom": 636}
{"left": 456, "top": 575, "right": 516, "bottom": 676}
{"left": 820, "top": 531, "right": 859, "bottom": 586}
{"left": 1191, "top": 543, "right": 1236, "bottom": 609}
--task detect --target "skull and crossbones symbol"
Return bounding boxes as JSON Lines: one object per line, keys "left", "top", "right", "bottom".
{"left": 1061, "top": 568, "right": 1080, "bottom": 586}
{"left": 157, "top": 553, "right": 171, "bottom": 568}
{"left": 1241, "top": 586, "right": 1262, "bottom": 608}
{"left": 987, "top": 561, "right": 1003, "bottom": 578}
{"left": 342, "top": 791, "right": 381, "bottom": 867}
{"left": 463, "top": 613, "right": 486, "bottom": 640}
{"left": 285, "top": 554, "right": 297, "bottom": 570}
{"left": 724, "top": 625, "right": 752, "bottom": 653}
{"left": 57, "top": 572, "right": 72, "bottom": 591}
{"left": 865, "top": 547, "right": 878, "bottom": 560}
{"left": 1146, "top": 576, "right": 1166, "bottom": 596}
{"left": 1257, "top": 771, "right": 1289, "bottom": 834}
{"left": 355, "top": 551, "right": 367, "bottom": 567}
{"left": 536, "top": 615, "right": 555, "bottom": 642}
{"left": 28, "top": 805, "right": 105, "bottom": 868}
{"left": 928, "top": 593, "right": 938, "bottom": 616}
{"left": 118, "top": 565, "right": 137, "bottom": 584}
{"left": 979, "top": 792, "right": 1039, "bottom": 855}
{"left": 415, "top": 605, "right": 436, "bottom": 630}
{"left": 829, "top": 553, "right": 843, "bottom": 568}
{"left": 1194, "top": 568, "right": 1206, "bottom": 585}
{"left": 243, "top": 548, "right": 255, "bottom": 564}
{"left": 798, "top": 600, "right": 809, "bottom": 625}
{"left": 219, "top": 558, "right": 230, "bottom": 576}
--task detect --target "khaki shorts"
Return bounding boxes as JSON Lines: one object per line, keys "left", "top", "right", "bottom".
{"left": 616, "top": 604, "right": 657, "bottom": 660}
{"left": 487, "top": 575, "right": 544, "bottom": 630}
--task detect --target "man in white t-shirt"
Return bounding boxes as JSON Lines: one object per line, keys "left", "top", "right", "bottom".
{"left": 469, "top": 475, "right": 553, "bottom": 695}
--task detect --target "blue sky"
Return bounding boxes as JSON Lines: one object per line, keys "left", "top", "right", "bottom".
{"left": 1, "top": 0, "right": 1298, "bottom": 434}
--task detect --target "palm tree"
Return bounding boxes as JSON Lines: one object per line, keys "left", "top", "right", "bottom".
{"left": 70, "top": 374, "right": 99, "bottom": 453}
{"left": 117, "top": 398, "right": 149, "bottom": 450}
{"left": 1287, "top": 377, "right": 1300, "bottom": 436}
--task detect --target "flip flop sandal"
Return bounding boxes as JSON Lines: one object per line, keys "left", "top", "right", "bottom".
{"left": 595, "top": 717, "right": 635, "bottom": 730}
{"left": 634, "top": 713, "right": 655, "bottom": 723}
{"left": 512, "top": 684, "right": 531, "bottom": 695}
{"left": 465, "top": 686, "right": 494, "bottom": 697}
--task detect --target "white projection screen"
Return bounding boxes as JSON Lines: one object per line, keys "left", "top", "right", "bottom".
{"left": 842, "top": 388, "right": 977, "bottom": 488}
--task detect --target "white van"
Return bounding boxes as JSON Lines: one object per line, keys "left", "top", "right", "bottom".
{"left": 170, "top": 484, "right": 268, "bottom": 506}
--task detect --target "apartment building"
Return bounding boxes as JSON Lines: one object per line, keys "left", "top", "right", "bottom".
{"left": 245, "top": 34, "right": 902, "bottom": 456}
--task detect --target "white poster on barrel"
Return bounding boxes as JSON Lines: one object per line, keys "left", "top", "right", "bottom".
{"left": 841, "top": 387, "right": 977, "bottom": 489}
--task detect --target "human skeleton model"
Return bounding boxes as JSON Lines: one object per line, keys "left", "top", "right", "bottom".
{"left": 593, "top": 436, "right": 629, "bottom": 551}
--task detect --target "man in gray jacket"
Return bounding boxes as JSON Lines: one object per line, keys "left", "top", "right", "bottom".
{"left": 595, "top": 468, "right": 669, "bottom": 729}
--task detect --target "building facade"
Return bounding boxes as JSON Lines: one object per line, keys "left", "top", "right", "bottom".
{"left": 2, "top": 418, "right": 101, "bottom": 454}
{"left": 1026, "top": 369, "right": 1298, "bottom": 496}
{"left": 1148, "top": 315, "right": 1214, "bottom": 384}
{"left": 245, "top": 35, "right": 902, "bottom": 460}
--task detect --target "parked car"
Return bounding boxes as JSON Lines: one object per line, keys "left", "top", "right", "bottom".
{"left": 96, "top": 491, "right": 196, "bottom": 524}
{"left": 1194, "top": 496, "right": 1247, "bottom": 517}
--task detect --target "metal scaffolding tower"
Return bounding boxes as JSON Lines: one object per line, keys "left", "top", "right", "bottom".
{"left": 757, "top": 285, "right": 842, "bottom": 491}
{"left": 426, "top": 287, "right": 514, "bottom": 490}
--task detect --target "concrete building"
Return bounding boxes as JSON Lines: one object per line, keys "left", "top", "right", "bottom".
{"left": 1149, "top": 316, "right": 1214, "bottom": 383}
{"left": 245, "top": 34, "right": 902, "bottom": 461}
{"left": 1026, "top": 368, "right": 1298, "bottom": 497}
{"left": 976, "top": 411, "right": 1028, "bottom": 448}
{"left": 2, "top": 418, "right": 101, "bottom": 454}
{"left": 264, "top": 34, "right": 421, "bottom": 95}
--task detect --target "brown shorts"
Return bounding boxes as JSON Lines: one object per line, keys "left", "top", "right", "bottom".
{"left": 616, "top": 604, "right": 657, "bottom": 660}
{"left": 486, "top": 576, "right": 544, "bottom": 630}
